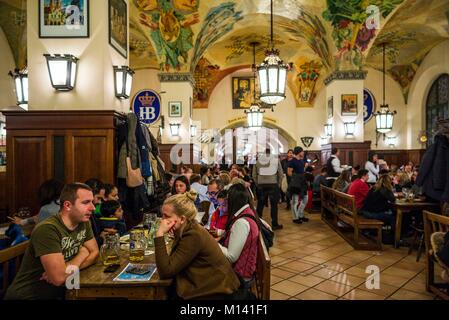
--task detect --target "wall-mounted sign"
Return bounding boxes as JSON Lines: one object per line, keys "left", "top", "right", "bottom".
{"left": 132, "top": 89, "right": 161, "bottom": 124}
{"left": 364, "top": 88, "right": 376, "bottom": 123}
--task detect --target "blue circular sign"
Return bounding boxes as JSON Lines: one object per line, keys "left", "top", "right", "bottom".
{"left": 132, "top": 89, "right": 161, "bottom": 124}
{"left": 364, "top": 88, "right": 376, "bottom": 123}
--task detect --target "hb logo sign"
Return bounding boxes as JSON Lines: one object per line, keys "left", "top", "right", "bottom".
{"left": 132, "top": 90, "right": 161, "bottom": 125}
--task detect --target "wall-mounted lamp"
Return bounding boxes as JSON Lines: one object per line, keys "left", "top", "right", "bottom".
{"left": 324, "top": 123, "right": 333, "bottom": 137}
{"left": 320, "top": 137, "right": 328, "bottom": 145}
{"left": 344, "top": 122, "right": 356, "bottom": 136}
{"left": 170, "top": 123, "right": 180, "bottom": 137}
{"left": 44, "top": 54, "right": 78, "bottom": 91}
{"left": 8, "top": 68, "right": 28, "bottom": 108}
{"left": 113, "top": 66, "right": 134, "bottom": 99}
{"left": 387, "top": 136, "right": 397, "bottom": 148}
{"left": 190, "top": 124, "right": 197, "bottom": 138}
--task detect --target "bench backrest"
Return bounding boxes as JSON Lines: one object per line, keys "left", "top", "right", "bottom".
{"left": 0, "top": 240, "right": 29, "bottom": 297}
{"left": 254, "top": 233, "right": 271, "bottom": 300}
{"left": 423, "top": 210, "right": 449, "bottom": 255}
{"left": 321, "top": 185, "right": 358, "bottom": 223}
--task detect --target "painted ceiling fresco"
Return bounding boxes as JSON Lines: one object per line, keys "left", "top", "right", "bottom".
{"left": 0, "top": 0, "right": 26, "bottom": 69}
{"left": 366, "top": 0, "right": 449, "bottom": 102}
{"left": 1, "top": 0, "right": 449, "bottom": 108}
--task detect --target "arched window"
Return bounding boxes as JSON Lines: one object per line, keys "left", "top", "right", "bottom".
{"left": 426, "top": 74, "right": 449, "bottom": 146}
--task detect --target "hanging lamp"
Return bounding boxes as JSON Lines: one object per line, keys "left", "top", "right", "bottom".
{"left": 256, "top": 0, "right": 291, "bottom": 105}
{"left": 245, "top": 42, "right": 265, "bottom": 131}
{"left": 375, "top": 43, "right": 397, "bottom": 146}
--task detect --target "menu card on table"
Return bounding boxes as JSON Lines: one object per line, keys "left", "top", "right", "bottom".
{"left": 113, "top": 263, "right": 157, "bottom": 282}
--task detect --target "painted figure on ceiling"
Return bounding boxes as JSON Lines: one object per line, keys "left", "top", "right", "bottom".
{"left": 138, "top": 0, "right": 200, "bottom": 71}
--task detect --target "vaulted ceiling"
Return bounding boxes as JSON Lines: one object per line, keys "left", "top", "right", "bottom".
{"left": 1, "top": 0, "right": 449, "bottom": 107}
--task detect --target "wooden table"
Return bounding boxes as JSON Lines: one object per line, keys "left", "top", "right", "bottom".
{"left": 393, "top": 200, "right": 440, "bottom": 249}
{"left": 65, "top": 249, "right": 172, "bottom": 300}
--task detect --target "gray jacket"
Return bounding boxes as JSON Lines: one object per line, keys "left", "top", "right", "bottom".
{"left": 252, "top": 155, "right": 283, "bottom": 186}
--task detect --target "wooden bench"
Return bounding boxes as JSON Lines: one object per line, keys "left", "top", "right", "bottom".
{"left": 0, "top": 240, "right": 29, "bottom": 297}
{"left": 320, "top": 185, "right": 383, "bottom": 250}
{"left": 252, "top": 233, "right": 271, "bottom": 300}
{"left": 423, "top": 210, "right": 449, "bottom": 300}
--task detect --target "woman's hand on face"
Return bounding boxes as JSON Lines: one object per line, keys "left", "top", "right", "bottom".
{"left": 156, "top": 219, "right": 176, "bottom": 237}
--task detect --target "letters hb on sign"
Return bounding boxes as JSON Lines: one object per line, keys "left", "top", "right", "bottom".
{"left": 140, "top": 107, "right": 156, "bottom": 121}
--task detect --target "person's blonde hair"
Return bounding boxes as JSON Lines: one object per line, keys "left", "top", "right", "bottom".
{"left": 374, "top": 174, "right": 393, "bottom": 192}
{"left": 332, "top": 170, "right": 351, "bottom": 192}
{"left": 219, "top": 172, "right": 231, "bottom": 186}
{"left": 163, "top": 189, "right": 198, "bottom": 222}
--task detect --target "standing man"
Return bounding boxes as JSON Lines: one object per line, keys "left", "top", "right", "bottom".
{"left": 5, "top": 183, "right": 99, "bottom": 300}
{"left": 253, "top": 148, "right": 284, "bottom": 230}
{"left": 281, "top": 149, "right": 294, "bottom": 210}
{"left": 326, "top": 148, "right": 344, "bottom": 187}
{"left": 288, "top": 147, "right": 309, "bottom": 224}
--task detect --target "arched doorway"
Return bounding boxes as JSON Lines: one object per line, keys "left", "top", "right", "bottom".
{"left": 426, "top": 74, "right": 449, "bottom": 146}
{"left": 214, "top": 121, "right": 297, "bottom": 165}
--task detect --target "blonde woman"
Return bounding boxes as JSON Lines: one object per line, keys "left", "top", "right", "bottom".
{"left": 154, "top": 190, "right": 240, "bottom": 300}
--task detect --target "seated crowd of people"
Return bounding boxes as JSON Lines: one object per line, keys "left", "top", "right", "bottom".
{"left": 0, "top": 148, "right": 439, "bottom": 300}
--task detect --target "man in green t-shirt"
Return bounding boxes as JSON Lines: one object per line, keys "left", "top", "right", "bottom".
{"left": 5, "top": 183, "right": 100, "bottom": 300}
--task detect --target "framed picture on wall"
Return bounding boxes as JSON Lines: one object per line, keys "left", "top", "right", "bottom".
{"left": 169, "top": 101, "right": 182, "bottom": 117}
{"left": 232, "top": 77, "right": 272, "bottom": 109}
{"left": 327, "top": 96, "right": 333, "bottom": 119}
{"left": 39, "top": 0, "right": 90, "bottom": 38}
{"left": 108, "top": 0, "right": 128, "bottom": 58}
{"left": 341, "top": 94, "right": 358, "bottom": 115}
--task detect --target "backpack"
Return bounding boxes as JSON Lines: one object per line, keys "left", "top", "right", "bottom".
{"left": 239, "top": 214, "right": 274, "bottom": 250}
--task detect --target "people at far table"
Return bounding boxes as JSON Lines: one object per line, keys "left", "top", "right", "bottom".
{"left": 348, "top": 169, "right": 370, "bottom": 210}
{"left": 154, "top": 190, "right": 240, "bottom": 300}
{"left": 351, "top": 165, "right": 361, "bottom": 182}
{"left": 103, "top": 183, "right": 119, "bottom": 201}
{"left": 313, "top": 166, "right": 327, "bottom": 194}
{"left": 208, "top": 190, "right": 229, "bottom": 238}
{"left": 332, "top": 169, "right": 352, "bottom": 193}
{"left": 172, "top": 175, "right": 190, "bottom": 196}
{"left": 360, "top": 174, "right": 396, "bottom": 232}
{"left": 365, "top": 151, "right": 379, "bottom": 184}
{"left": 4, "top": 183, "right": 99, "bottom": 300}
{"left": 10, "top": 179, "right": 64, "bottom": 226}
{"left": 326, "top": 148, "right": 345, "bottom": 187}
{"left": 98, "top": 200, "right": 127, "bottom": 236}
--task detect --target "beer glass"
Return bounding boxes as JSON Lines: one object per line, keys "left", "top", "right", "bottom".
{"left": 100, "top": 233, "right": 120, "bottom": 266}
{"left": 129, "top": 228, "right": 145, "bottom": 262}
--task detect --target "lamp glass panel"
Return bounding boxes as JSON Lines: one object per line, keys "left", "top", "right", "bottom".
{"left": 386, "top": 113, "right": 393, "bottom": 128}
{"left": 125, "top": 72, "right": 133, "bottom": 97}
{"left": 22, "top": 76, "right": 28, "bottom": 102}
{"left": 14, "top": 77, "right": 22, "bottom": 102}
{"left": 258, "top": 69, "right": 268, "bottom": 94}
{"left": 278, "top": 68, "right": 287, "bottom": 94}
{"left": 49, "top": 60, "right": 68, "bottom": 86}
{"left": 115, "top": 69, "right": 124, "bottom": 95}
{"left": 268, "top": 67, "right": 278, "bottom": 93}
{"left": 70, "top": 61, "right": 77, "bottom": 87}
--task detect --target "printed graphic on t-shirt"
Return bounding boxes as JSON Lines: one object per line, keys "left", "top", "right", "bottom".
{"left": 61, "top": 229, "right": 87, "bottom": 260}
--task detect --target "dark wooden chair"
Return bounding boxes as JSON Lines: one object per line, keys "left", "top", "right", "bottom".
{"left": 0, "top": 240, "right": 29, "bottom": 297}
{"left": 423, "top": 210, "right": 449, "bottom": 300}
{"left": 252, "top": 233, "right": 271, "bottom": 300}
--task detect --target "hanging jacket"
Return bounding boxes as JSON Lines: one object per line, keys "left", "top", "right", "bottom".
{"left": 117, "top": 121, "right": 129, "bottom": 179}
{"left": 127, "top": 113, "right": 140, "bottom": 170}
{"left": 416, "top": 134, "right": 449, "bottom": 202}
{"left": 136, "top": 122, "right": 152, "bottom": 178}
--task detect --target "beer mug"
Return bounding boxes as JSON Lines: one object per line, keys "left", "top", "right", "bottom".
{"left": 100, "top": 233, "right": 121, "bottom": 266}
{"left": 129, "top": 228, "right": 145, "bottom": 262}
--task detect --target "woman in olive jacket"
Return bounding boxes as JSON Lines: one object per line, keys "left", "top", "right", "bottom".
{"left": 154, "top": 190, "right": 240, "bottom": 300}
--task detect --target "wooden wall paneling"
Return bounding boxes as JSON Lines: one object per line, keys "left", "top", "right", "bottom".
{"left": 66, "top": 130, "right": 113, "bottom": 184}
{"left": 7, "top": 132, "right": 52, "bottom": 214}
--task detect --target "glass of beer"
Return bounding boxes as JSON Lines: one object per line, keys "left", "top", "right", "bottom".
{"left": 129, "top": 228, "right": 145, "bottom": 262}
{"left": 100, "top": 233, "right": 121, "bottom": 266}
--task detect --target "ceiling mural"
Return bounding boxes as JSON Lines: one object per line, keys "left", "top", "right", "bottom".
{"left": 365, "top": 0, "right": 449, "bottom": 102}
{"left": 1, "top": 0, "right": 449, "bottom": 109}
{"left": 0, "top": 0, "right": 26, "bottom": 69}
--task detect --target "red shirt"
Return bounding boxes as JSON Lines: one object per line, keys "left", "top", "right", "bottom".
{"left": 348, "top": 179, "right": 370, "bottom": 209}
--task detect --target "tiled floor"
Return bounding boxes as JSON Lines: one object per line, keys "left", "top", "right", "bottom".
{"left": 265, "top": 205, "right": 446, "bottom": 300}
